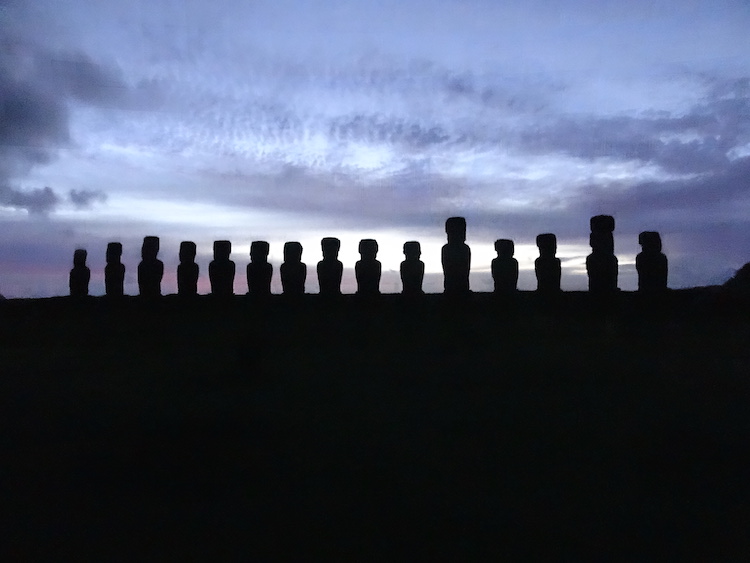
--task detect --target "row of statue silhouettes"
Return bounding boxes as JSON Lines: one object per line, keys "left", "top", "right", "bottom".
{"left": 71, "top": 236, "right": 396, "bottom": 297}
{"left": 68, "top": 216, "right": 668, "bottom": 297}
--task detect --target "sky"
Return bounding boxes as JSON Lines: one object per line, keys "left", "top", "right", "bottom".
{"left": 1, "top": 0, "right": 749, "bottom": 297}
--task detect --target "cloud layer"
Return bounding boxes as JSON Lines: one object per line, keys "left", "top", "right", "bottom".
{"left": 2, "top": 0, "right": 750, "bottom": 296}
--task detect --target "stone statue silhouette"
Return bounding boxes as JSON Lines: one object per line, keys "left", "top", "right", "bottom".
{"left": 586, "top": 215, "right": 618, "bottom": 293}
{"left": 247, "top": 241, "right": 273, "bottom": 296}
{"left": 400, "top": 241, "right": 424, "bottom": 295}
{"left": 492, "top": 239, "right": 518, "bottom": 293}
{"left": 69, "top": 248, "right": 90, "bottom": 297}
{"left": 209, "top": 240, "right": 235, "bottom": 297}
{"left": 281, "top": 241, "right": 306, "bottom": 295}
{"left": 535, "top": 233, "right": 561, "bottom": 293}
{"left": 105, "top": 242, "right": 125, "bottom": 297}
{"left": 138, "top": 236, "right": 163, "bottom": 297}
{"left": 442, "top": 217, "right": 471, "bottom": 295}
{"left": 177, "top": 241, "right": 199, "bottom": 296}
{"left": 317, "top": 237, "right": 343, "bottom": 296}
{"left": 356, "top": 239, "right": 381, "bottom": 296}
{"left": 636, "top": 231, "right": 667, "bottom": 292}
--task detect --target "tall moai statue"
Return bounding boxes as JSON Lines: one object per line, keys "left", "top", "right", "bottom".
{"left": 280, "top": 241, "right": 306, "bottom": 295}
{"left": 138, "top": 236, "right": 164, "bottom": 297}
{"left": 636, "top": 231, "right": 668, "bottom": 292}
{"left": 69, "top": 248, "right": 90, "bottom": 297}
{"left": 105, "top": 242, "right": 125, "bottom": 297}
{"left": 535, "top": 234, "right": 561, "bottom": 293}
{"left": 177, "top": 241, "right": 199, "bottom": 296}
{"left": 492, "top": 239, "right": 518, "bottom": 293}
{"left": 247, "top": 241, "right": 273, "bottom": 296}
{"left": 356, "top": 239, "right": 381, "bottom": 296}
{"left": 400, "top": 241, "right": 425, "bottom": 295}
{"left": 586, "top": 215, "right": 618, "bottom": 293}
{"left": 209, "top": 240, "right": 235, "bottom": 297}
{"left": 441, "top": 217, "right": 471, "bottom": 295}
{"left": 317, "top": 237, "right": 343, "bottom": 296}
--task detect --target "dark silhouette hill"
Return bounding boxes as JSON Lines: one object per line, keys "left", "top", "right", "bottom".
{"left": 724, "top": 262, "right": 750, "bottom": 293}
{"left": 1, "top": 291, "right": 749, "bottom": 559}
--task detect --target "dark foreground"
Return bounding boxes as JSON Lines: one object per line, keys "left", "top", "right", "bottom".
{"left": 2, "top": 291, "right": 749, "bottom": 559}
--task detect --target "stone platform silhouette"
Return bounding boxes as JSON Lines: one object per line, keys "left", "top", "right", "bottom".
{"left": 1, "top": 290, "right": 749, "bottom": 559}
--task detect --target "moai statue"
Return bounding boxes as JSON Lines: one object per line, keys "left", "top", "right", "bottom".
{"left": 400, "top": 241, "right": 425, "bottom": 295}
{"left": 209, "top": 240, "right": 235, "bottom": 297}
{"left": 535, "top": 233, "right": 561, "bottom": 293}
{"left": 441, "top": 217, "right": 471, "bottom": 295}
{"left": 280, "top": 241, "right": 306, "bottom": 295}
{"left": 492, "top": 239, "right": 518, "bottom": 293}
{"left": 105, "top": 242, "right": 125, "bottom": 297}
{"left": 586, "top": 215, "right": 618, "bottom": 293}
{"left": 69, "top": 248, "right": 90, "bottom": 297}
{"left": 317, "top": 237, "right": 343, "bottom": 296}
{"left": 138, "top": 236, "right": 163, "bottom": 297}
{"left": 636, "top": 231, "right": 668, "bottom": 292}
{"left": 177, "top": 241, "right": 199, "bottom": 296}
{"left": 247, "top": 241, "right": 273, "bottom": 296}
{"left": 356, "top": 239, "right": 381, "bottom": 296}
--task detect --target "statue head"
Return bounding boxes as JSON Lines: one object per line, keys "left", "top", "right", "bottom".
{"left": 358, "top": 239, "right": 378, "bottom": 260}
{"left": 179, "top": 241, "right": 197, "bottom": 263}
{"left": 321, "top": 237, "right": 340, "bottom": 260}
{"left": 403, "top": 241, "right": 421, "bottom": 260}
{"left": 445, "top": 216, "right": 466, "bottom": 244}
{"left": 536, "top": 233, "right": 557, "bottom": 257}
{"left": 495, "top": 239, "right": 514, "bottom": 259}
{"left": 250, "top": 240, "right": 270, "bottom": 262}
{"left": 284, "top": 241, "right": 303, "bottom": 263}
{"left": 213, "top": 240, "right": 232, "bottom": 261}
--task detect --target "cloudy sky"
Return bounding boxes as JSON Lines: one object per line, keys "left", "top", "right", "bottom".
{"left": 1, "top": 0, "right": 749, "bottom": 297}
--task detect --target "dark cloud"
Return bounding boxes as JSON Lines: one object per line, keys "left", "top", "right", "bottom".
{"left": 0, "top": 185, "right": 59, "bottom": 214}
{"left": 518, "top": 79, "right": 750, "bottom": 175}
{"left": 311, "top": 54, "right": 557, "bottom": 115}
{"left": 36, "top": 51, "right": 128, "bottom": 106}
{"left": 579, "top": 156, "right": 750, "bottom": 213}
{"left": 200, "top": 162, "right": 589, "bottom": 242}
{"left": 440, "top": 69, "right": 553, "bottom": 113}
{"left": 0, "top": 75, "right": 69, "bottom": 152}
{"left": 328, "top": 114, "right": 450, "bottom": 148}
{"left": 0, "top": 35, "right": 134, "bottom": 214}
{"left": 203, "top": 162, "right": 465, "bottom": 226}
{"left": 68, "top": 189, "right": 107, "bottom": 209}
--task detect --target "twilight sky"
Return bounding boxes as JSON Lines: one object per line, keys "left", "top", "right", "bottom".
{"left": 1, "top": 0, "right": 749, "bottom": 297}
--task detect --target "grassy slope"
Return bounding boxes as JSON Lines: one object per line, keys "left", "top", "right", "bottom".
{"left": 2, "top": 292, "right": 749, "bottom": 558}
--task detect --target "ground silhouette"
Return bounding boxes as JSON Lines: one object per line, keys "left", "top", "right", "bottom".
{"left": 1, "top": 290, "right": 749, "bottom": 559}
{"left": 4, "top": 214, "right": 750, "bottom": 558}
{"left": 724, "top": 262, "right": 750, "bottom": 293}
